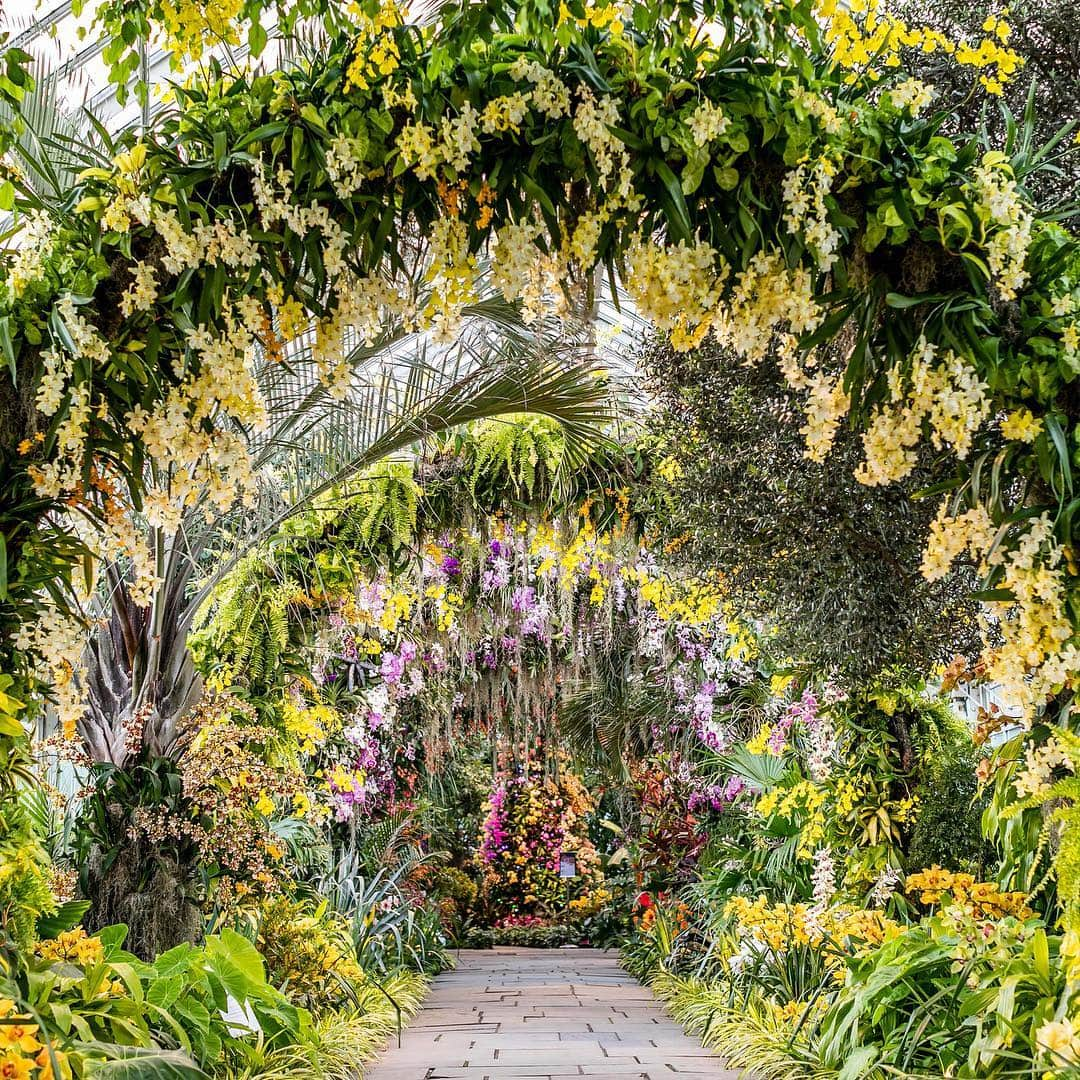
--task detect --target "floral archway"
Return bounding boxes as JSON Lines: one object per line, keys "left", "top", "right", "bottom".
{"left": 4, "top": 0, "right": 1075, "bottom": 726}
{"left": 2, "top": 0, "right": 1080, "bottom": 1077}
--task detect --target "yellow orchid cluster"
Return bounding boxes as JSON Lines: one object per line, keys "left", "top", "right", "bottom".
{"left": 755, "top": 781, "right": 829, "bottom": 856}
{"left": 1001, "top": 406, "right": 1044, "bottom": 444}
{"left": 636, "top": 571, "right": 724, "bottom": 626}
{"left": 423, "top": 581, "right": 463, "bottom": 632}
{"left": 725, "top": 894, "right": 901, "bottom": 960}
{"left": 767, "top": 996, "right": 829, "bottom": 1026}
{"left": 905, "top": 867, "right": 1034, "bottom": 920}
{"left": 345, "top": 0, "right": 405, "bottom": 93}
{"left": 281, "top": 695, "right": 338, "bottom": 755}
{"left": 746, "top": 723, "right": 781, "bottom": 756}
{"left": 160, "top": 0, "right": 242, "bottom": 64}
{"left": 0, "top": 998, "right": 69, "bottom": 1080}
{"left": 568, "top": 886, "right": 613, "bottom": 917}
{"left": 35, "top": 928, "right": 105, "bottom": 967}
{"left": 558, "top": 0, "right": 625, "bottom": 34}
{"left": 922, "top": 507, "right": 1074, "bottom": 716}
{"left": 347, "top": 581, "right": 416, "bottom": 636}
{"left": 520, "top": 513, "right": 721, "bottom": 624}
{"left": 326, "top": 762, "right": 367, "bottom": 800}
{"left": 816, "top": 0, "right": 1021, "bottom": 94}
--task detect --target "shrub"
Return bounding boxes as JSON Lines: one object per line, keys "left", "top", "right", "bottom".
{"left": 458, "top": 926, "right": 494, "bottom": 949}
{"left": 907, "top": 745, "right": 991, "bottom": 873}
{"left": 430, "top": 866, "right": 479, "bottom": 910}
{"left": 490, "top": 923, "right": 580, "bottom": 948}
{"left": 255, "top": 895, "right": 365, "bottom": 1010}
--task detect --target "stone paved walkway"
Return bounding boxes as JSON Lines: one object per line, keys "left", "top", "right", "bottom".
{"left": 364, "top": 947, "right": 740, "bottom": 1080}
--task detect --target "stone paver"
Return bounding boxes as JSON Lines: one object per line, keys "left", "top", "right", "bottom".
{"left": 364, "top": 947, "right": 740, "bottom": 1080}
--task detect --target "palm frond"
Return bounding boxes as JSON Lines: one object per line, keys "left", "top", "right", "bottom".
{"left": 0, "top": 50, "right": 100, "bottom": 207}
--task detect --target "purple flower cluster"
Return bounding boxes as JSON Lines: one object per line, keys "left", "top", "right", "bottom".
{"left": 687, "top": 775, "right": 748, "bottom": 813}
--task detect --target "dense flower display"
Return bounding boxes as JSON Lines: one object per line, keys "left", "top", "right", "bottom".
{"left": 2, "top": 0, "right": 1078, "bottom": 760}
{"left": 615, "top": 650, "right": 1080, "bottom": 1079}
{"left": 477, "top": 756, "right": 601, "bottom": 919}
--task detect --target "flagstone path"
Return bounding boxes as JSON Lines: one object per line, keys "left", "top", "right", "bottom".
{"left": 364, "top": 947, "right": 740, "bottom": 1080}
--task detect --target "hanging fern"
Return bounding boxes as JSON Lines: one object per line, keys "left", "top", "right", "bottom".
{"left": 194, "top": 420, "right": 639, "bottom": 710}
{"left": 466, "top": 415, "right": 567, "bottom": 506}
{"left": 338, "top": 462, "right": 420, "bottom": 556}
{"left": 191, "top": 552, "right": 305, "bottom": 697}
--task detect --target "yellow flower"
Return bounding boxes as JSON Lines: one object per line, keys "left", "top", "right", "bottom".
{"left": 1001, "top": 407, "right": 1043, "bottom": 443}
{"left": 36, "top": 928, "right": 105, "bottom": 967}
{"left": 746, "top": 725, "right": 772, "bottom": 755}
{"left": 112, "top": 143, "right": 147, "bottom": 176}
{"left": 101, "top": 198, "right": 132, "bottom": 233}
{"left": 1036, "top": 1018, "right": 1080, "bottom": 1062}
{"left": 0, "top": 1050, "right": 34, "bottom": 1080}
{"left": 0, "top": 1021, "right": 41, "bottom": 1055}
{"left": 160, "top": 0, "right": 241, "bottom": 63}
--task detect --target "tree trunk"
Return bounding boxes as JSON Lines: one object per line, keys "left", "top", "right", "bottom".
{"left": 82, "top": 818, "right": 203, "bottom": 960}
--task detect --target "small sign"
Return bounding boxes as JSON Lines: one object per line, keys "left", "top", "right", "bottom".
{"left": 559, "top": 852, "right": 578, "bottom": 879}
{"left": 220, "top": 995, "right": 260, "bottom": 1038}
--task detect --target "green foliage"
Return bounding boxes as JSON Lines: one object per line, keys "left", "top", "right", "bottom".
{"left": 0, "top": 673, "right": 54, "bottom": 956}
{"left": 71, "top": 757, "right": 205, "bottom": 958}
{"left": 815, "top": 915, "right": 1065, "bottom": 1078}
{"left": 647, "top": 972, "right": 824, "bottom": 1080}
{"left": 135, "top": 927, "right": 310, "bottom": 1069}
{"left": 641, "top": 331, "right": 982, "bottom": 680}
{"left": 193, "top": 556, "right": 301, "bottom": 694}
{"left": 465, "top": 416, "right": 567, "bottom": 508}
{"left": 457, "top": 926, "right": 494, "bottom": 949}
{"left": 998, "top": 723, "right": 1080, "bottom": 930}
{"left": 215, "top": 970, "right": 429, "bottom": 1080}
{"left": 907, "top": 744, "right": 990, "bottom": 873}
{"left": 339, "top": 464, "right": 420, "bottom": 559}
{"left": 488, "top": 924, "right": 580, "bottom": 948}
{"left": 315, "top": 817, "right": 451, "bottom": 977}
{"left": 255, "top": 896, "right": 364, "bottom": 1012}
{"left": 0, "top": 833, "right": 53, "bottom": 955}
{"left": 426, "top": 865, "right": 479, "bottom": 942}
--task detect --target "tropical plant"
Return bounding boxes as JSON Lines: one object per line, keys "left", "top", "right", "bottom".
{"left": 254, "top": 896, "right": 365, "bottom": 1011}
{"left": 815, "top": 913, "right": 1065, "bottom": 1078}
{"left": 314, "top": 813, "right": 450, "bottom": 975}
{"left": 0, "top": 676, "right": 54, "bottom": 957}
{"left": 641, "top": 331, "right": 983, "bottom": 680}
{"left": 217, "top": 969, "right": 428, "bottom": 1080}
